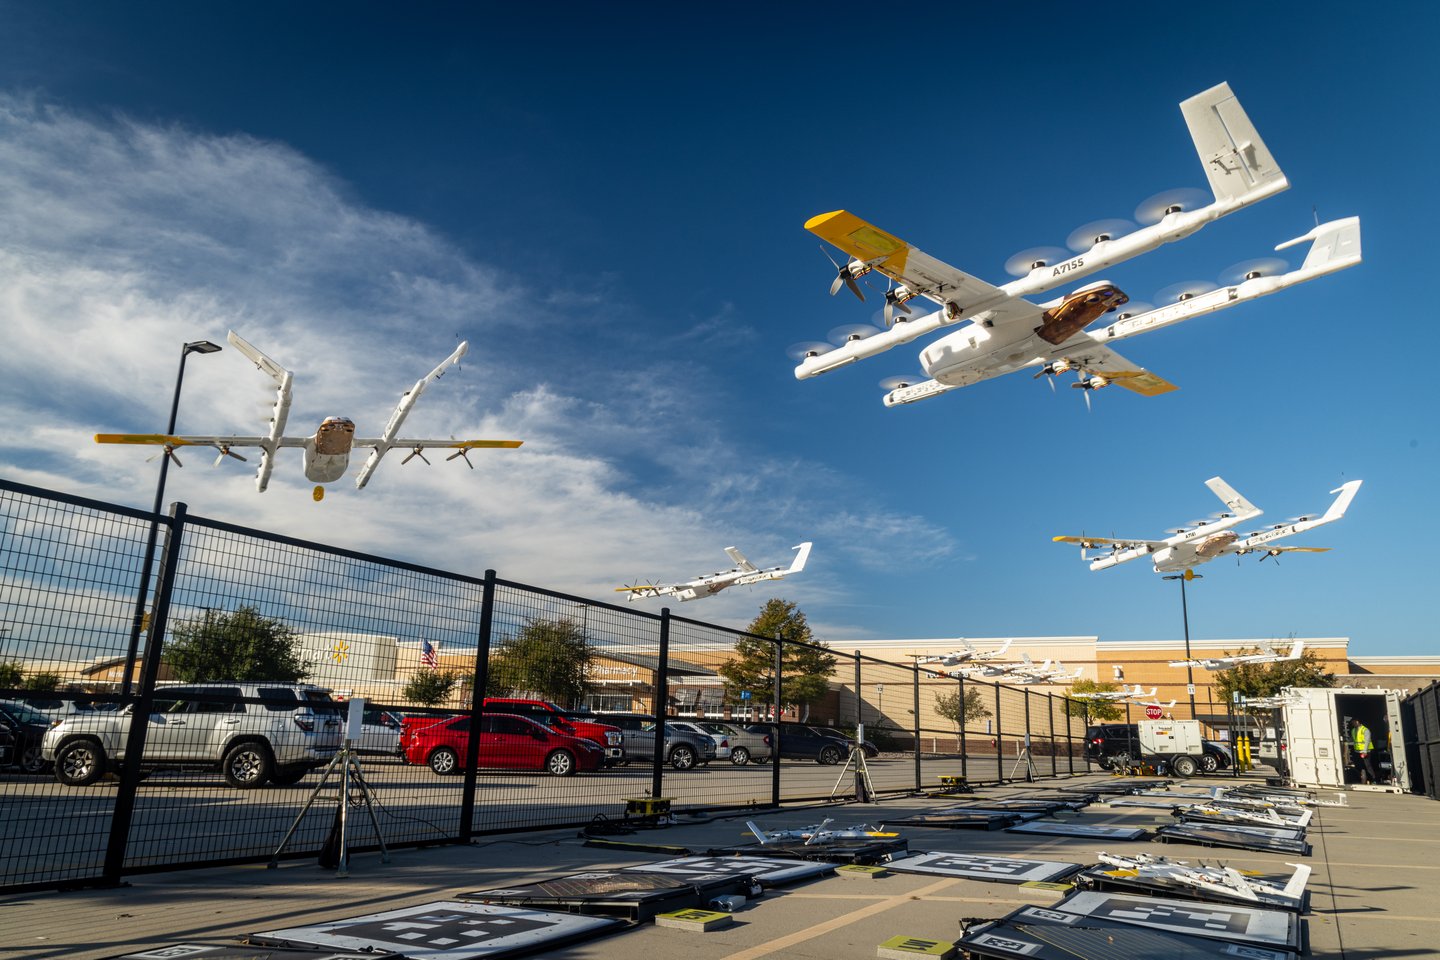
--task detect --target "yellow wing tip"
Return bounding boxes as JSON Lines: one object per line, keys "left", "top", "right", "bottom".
{"left": 804, "top": 210, "right": 850, "bottom": 232}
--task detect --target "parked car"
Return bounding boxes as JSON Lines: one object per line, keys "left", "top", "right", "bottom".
{"left": 42, "top": 683, "right": 343, "bottom": 788}
{"left": 400, "top": 712, "right": 604, "bottom": 776}
{"left": 483, "top": 699, "right": 625, "bottom": 766}
{"left": 1084, "top": 723, "right": 1231, "bottom": 774}
{"left": 595, "top": 713, "right": 717, "bottom": 770}
{"left": 666, "top": 720, "right": 731, "bottom": 760}
{"left": 22, "top": 697, "right": 120, "bottom": 726}
{"left": 694, "top": 720, "right": 772, "bottom": 765}
{"left": 357, "top": 708, "right": 402, "bottom": 756}
{"left": 754, "top": 723, "right": 851, "bottom": 764}
{"left": 0, "top": 722, "right": 13, "bottom": 768}
{"left": 0, "top": 699, "right": 54, "bottom": 773}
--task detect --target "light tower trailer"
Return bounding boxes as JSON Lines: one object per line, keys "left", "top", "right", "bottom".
{"left": 1137, "top": 719, "right": 1207, "bottom": 777}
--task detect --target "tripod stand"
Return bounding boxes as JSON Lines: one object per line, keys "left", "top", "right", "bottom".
{"left": 270, "top": 741, "right": 389, "bottom": 877}
{"left": 830, "top": 740, "right": 877, "bottom": 802}
{"left": 1008, "top": 734, "right": 1037, "bottom": 782}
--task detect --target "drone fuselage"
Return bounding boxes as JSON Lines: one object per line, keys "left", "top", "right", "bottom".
{"left": 303, "top": 417, "right": 356, "bottom": 483}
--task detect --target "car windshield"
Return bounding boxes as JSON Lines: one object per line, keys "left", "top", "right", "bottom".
{"left": 1, "top": 701, "right": 49, "bottom": 724}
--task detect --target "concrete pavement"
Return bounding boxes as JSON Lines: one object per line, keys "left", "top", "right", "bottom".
{"left": 2, "top": 773, "right": 1436, "bottom": 960}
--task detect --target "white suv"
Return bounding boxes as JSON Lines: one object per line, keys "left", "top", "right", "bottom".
{"left": 42, "top": 683, "right": 343, "bottom": 788}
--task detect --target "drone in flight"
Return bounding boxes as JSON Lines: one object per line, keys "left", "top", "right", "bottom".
{"left": 96, "top": 331, "right": 522, "bottom": 500}
{"left": 793, "top": 82, "right": 1361, "bottom": 407}
{"left": 1071, "top": 684, "right": 1159, "bottom": 702}
{"left": 1169, "top": 639, "right": 1306, "bottom": 672}
{"left": 915, "top": 638, "right": 1013, "bottom": 667}
{"left": 617, "top": 542, "right": 812, "bottom": 602}
{"left": 1053, "top": 477, "right": 1362, "bottom": 574}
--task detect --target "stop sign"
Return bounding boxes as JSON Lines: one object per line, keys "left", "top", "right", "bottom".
{"left": 1145, "top": 704, "right": 1164, "bottom": 720}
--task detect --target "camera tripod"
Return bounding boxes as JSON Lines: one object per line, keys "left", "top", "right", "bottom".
{"left": 270, "top": 740, "right": 389, "bottom": 877}
{"left": 1008, "top": 734, "right": 1037, "bottom": 782}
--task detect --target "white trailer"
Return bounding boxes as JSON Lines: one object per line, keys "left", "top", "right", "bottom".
{"left": 1282, "top": 687, "right": 1409, "bottom": 789}
{"left": 1138, "top": 719, "right": 1206, "bottom": 777}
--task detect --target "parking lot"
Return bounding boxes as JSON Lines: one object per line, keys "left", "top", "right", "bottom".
{"left": 2, "top": 772, "right": 1434, "bottom": 960}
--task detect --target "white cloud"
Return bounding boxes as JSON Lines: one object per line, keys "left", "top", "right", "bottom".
{"left": 0, "top": 94, "right": 954, "bottom": 640}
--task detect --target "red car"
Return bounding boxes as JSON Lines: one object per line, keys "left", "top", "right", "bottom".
{"left": 401, "top": 712, "right": 605, "bottom": 776}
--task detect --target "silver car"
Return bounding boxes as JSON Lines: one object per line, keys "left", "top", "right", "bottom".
{"left": 695, "top": 720, "right": 772, "bottom": 765}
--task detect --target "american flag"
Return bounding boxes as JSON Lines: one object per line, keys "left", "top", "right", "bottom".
{"left": 420, "top": 638, "right": 439, "bottom": 669}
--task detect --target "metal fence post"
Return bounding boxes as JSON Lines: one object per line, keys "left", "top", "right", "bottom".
{"left": 854, "top": 651, "right": 866, "bottom": 802}
{"left": 459, "top": 569, "right": 495, "bottom": 843}
{"left": 652, "top": 608, "right": 670, "bottom": 801}
{"left": 912, "top": 662, "right": 922, "bottom": 792}
{"left": 1023, "top": 688, "right": 1033, "bottom": 782}
{"left": 994, "top": 683, "right": 1003, "bottom": 783}
{"left": 1047, "top": 693, "right": 1057, "bottom": 777}
{"left": 771, "top": 633, "right": 783, "bottom": 807}
{"left": 104, "top": 502, "right": 187, "bottom": 885}
{"left": 958, "top": 672, "right": 968, "bottom": 782}
{"left": 1067, "top": 697, "right": 1075, "bottom": 774}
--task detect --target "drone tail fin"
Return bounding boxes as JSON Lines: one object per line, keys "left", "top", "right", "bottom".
{"left": 1205, "top": 477, "right": 1260, "bottom": 519}
{"left": 1180, "top": 82, "right": 1288, "bottom": 205}
{"left": 1321, "top": 479, "right": 1363, "bottom": 524}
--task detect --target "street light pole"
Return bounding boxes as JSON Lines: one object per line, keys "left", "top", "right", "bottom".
{"left": 1163, "top": 572, "right": 1203, "bottom": 721}
{"left": 120, "top": 340, "right": 222, "bottom": 696}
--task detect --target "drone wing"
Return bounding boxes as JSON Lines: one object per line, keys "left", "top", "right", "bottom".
{"left": 1053, "top": 535, "right": 1164, "bottom": 550}
{"left": 724, "top": 547, "right": 759, "bottom": 573}
{"left": 1062, "top": 342, "right": 1179, "bottom": 396}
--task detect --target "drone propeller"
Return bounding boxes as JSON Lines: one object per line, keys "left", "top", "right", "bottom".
{"left": 1285, "top": 514, "right": 1317, "bottom": 523}
{"left": 828, "top": 323, "right": 885, "bottom": 346}
{"left": 147, "top": 445, "right": 184, "bottom": 468}
{"left": 1071, "top": 373, "right": 1109, "bottom": 412}
{"left": 1165, "top": 526, "right": 1193, "bottom": 535}
{"left": 786, "top": 340, "right": 836, "bottom": 362}
{"left": 1220, "top": 257, "right": 1289, "bottom": 286}
{"left": 446, "top": 448, "right": 475, "bottom": 469}
{"left": 401, "top": 446, "right": 431, "bottom": 466}
{"left": 1134, "top": 187, "right": 1210, "bottom": 225}
{"left": 1003, "top": 245, "right": 1070, "bottom": 278}
{"left": 1209, "top": 511, "right": 1234, "bottom": 519}
{"left": 879, "top": 374, "right": 926, "bottom": 391}
{"left": 882, "top": 280, "right": 917, "bottom": 328}
{"left": 1065, "top": 218, "right": 1137, "bottom": 253}
{"left": 1033, "top": 358, "right": 1074, "bottom": 393}
{"left": 211, "top": 444, "right": 248, "bottom": 467}
{"left": 819, "top": 245, "right": 874, "bottom": 302}
{"left": 1109, "top": 300, "right": 1154, "bottom": 322}
{"left": 1155, "top": 280, "right": 1217, "bottom": 305}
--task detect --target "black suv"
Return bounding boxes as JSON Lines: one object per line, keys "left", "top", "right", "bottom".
{"left": 1084, "top": 723, "right": 1231, "bottom": 774}
{"left": 751, "top": 723, "right": 853, "bottom": 764}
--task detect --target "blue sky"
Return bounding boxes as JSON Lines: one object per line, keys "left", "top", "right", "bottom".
{"left": 0, "top": 3, "right": 1433, "bottom": 653}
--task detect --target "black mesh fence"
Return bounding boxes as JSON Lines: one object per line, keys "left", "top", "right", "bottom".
{"left": 0, "top": 478, "right": 1089, "bottom": 893}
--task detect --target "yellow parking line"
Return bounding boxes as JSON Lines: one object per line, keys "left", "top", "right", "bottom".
{"left": 718, "top": 877, "right": 958, "bottom": 960}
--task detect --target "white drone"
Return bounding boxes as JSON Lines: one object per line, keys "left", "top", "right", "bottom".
{"left": 96, "top": 331, "right": 521, "bottom": 501}
{"left": 745, "top": 819, "right": 896, "bottom": 846}
{"left": 964, "top": 655, "right": 1081, "bottom": 685}
{"left": 617, "top": 542, "right": 812, "bottom": 602}
{"left": 1095, "top": 851, "right": 1310, "bottom": 908}
{"left": 1071, "top": 684, "right": 1158, "bottom": 702}
{"left": 794, "top": 83, "right": 1361, "bottom": 407}
{"left": 1054, "top": 477, "right": 1362, "bottom": 574}
{"left": 915, "top": 639, "right": 1013, "bottom": 667}
{"left": 1169, "top": 639, "right": 1305, "bottom": 672}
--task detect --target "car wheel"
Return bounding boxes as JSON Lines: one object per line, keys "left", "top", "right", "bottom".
{"left": 1172, "top": 755, "right": 1199, "bottom": 778}
{"left": 1199, "top": 752, "right": 1219, "bottom": 774}
{"left": 223, "top": 742, "right": 274, "bottom": 788}
{"left": 669, "top": 745, "right": 696, "bottom": 770}
{"left": 269, "top": 765, "right": 310, "bottom": 786}
{"left": 731, "top": 746, "right": 751, "bottom": 766}
{"left": 55, "top": 739, "right": 106, "bottom": 786}
{"left": 546, "top": 749, "right": 577, "bottom": 776}
{"left": 1096, "top": 757, "right": 1113, "bottom": 771}
{"left": 818, "top": 745, "right": 843, "bottom": 765}
{"left": 429, "top": 747, "right": 460, "bottom": 775}
{"left": 19, "top": 742, "right": 49, "bottom": 774}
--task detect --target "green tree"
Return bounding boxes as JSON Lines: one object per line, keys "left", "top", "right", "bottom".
{"left": 403, "top": 669, "right": 463, "bottom": 706}
{"left": 21, "top": 670, "right": 61, "bottom": 692}
{"left": 934, "top": 687, "right": 992, "bottom": 729}
{"left": 487, "top": 616, "right": 594, "bottom": 707}
{"left": 719, "top": 599, "right": 838, "bottom": 719}
{"left": 163, "top": 606, "right": 310, "bottom": 682}
{"left": 1063, "top": 679, "right": 1126, "bottom": 723}
{"left": 1212, "top": 643, "right": 1334, "bottom": 703}
{"left": 0, "top": 662, "right": 23, "bottom": 687}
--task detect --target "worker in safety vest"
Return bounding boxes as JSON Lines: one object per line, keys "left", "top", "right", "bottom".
{"left": 1347, "top": 717, "right": 1378, "bottom": 784}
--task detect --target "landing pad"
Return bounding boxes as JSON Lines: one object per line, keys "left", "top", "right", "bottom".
{"left": 889, "top": 812, "right": 1020, "bottom": 830}
{"left": 1078, "top": 866, "right": 1308, "bottom": 912}
{"left": 1051, "top": 891, "right": 1301, "bottom": 952}
{"left": 1004, "top": 819, "right": 1148, "bottom": 840}
{"left": 251, "top": 901, "right": 620, "bottom": 960}
{"left": 887, "top": 852, "right": 1081, "bottom": 884}
{"left": 458, "top": 871, "right": 741, "bottom": 920}
{"left": 959, "top": 905, "right": 1292, "bottom": 960}
{"left": 705, "top": 837, "right": 907, "bottom": 863}
{"left": 106, "top": 947, "right": 401, "bottom": 960}
{"left": 1155, "top": 824, "right": 1309, "bottom": 855}
{"left": 619, "top": 855, "right": 833, "bottom": 886}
